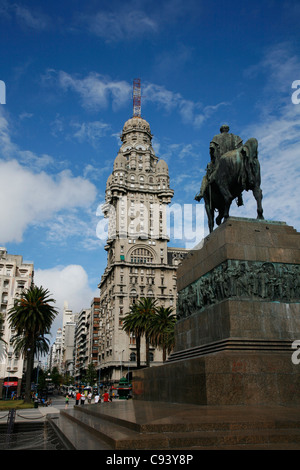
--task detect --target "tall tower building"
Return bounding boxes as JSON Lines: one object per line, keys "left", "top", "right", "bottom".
{"left": 98, "top": 80, "right": 187, "bottom": 383}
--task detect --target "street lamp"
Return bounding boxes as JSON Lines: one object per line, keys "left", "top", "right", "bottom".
{"left": 120, "top": 349, "right": 124, "bottom": 379}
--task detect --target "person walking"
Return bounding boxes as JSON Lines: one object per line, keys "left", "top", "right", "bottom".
{"left": 103, "top": 391, "right": 111, "bottom": 402}
{"left": 94, "top": 393, "right": 100, "bottom": 404}
{"left": 80, "top": 392, "right": 86, "bottom": 405}
{"left": 65, "top": 394, "right": 69, "bottom": 409}
{"left": 76, "top": 391, "right": 81, "bottom": 406}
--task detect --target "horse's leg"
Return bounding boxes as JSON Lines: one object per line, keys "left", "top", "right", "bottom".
{"left": 253, "top": 185, "right": 264, "bottom": 219}
{"left": 205, "top": 202, "right": 214, "bottom": 233}
{"left": 218, "top": 184, "right": 232, "bottom": 220}
{"left": 216, "top": 211, "right": 223, "bottom": 225}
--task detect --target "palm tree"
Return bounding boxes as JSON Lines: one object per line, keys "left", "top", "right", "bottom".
{"left": 8, "top": 285, "right": 58, "bottom": 403}
{"left": 136, "top": 297, "right": 157, "bottom": 367}
{"left": 122, "top": 297, "right": 157, "bottom": 368}
{"left": 150, "top": 306, "right": 176, "bottom": 362}
{"left": 122, "top": 303, "right": 142, "bottom": 368}
{"left": 0, "top": 312, "right": 6, "bottom": 344}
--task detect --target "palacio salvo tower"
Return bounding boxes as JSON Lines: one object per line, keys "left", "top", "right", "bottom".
{"left": 98, "top": 80, "right": 188, "bottom": 383}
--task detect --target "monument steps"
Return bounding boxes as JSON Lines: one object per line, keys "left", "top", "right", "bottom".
{"left": 49, "top": 402, "right": 300, "bottom": 450}
{"left": 168, "top": 338, "right": 292, "bottom": 362}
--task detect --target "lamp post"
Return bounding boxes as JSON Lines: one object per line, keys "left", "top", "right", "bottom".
{"left": 120, "top": 349, "right": 124, "bottom": 380}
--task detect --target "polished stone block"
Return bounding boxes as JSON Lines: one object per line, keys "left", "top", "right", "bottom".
{"left": 53, "top": 400, "right": 300, "bottom": 449}
{"left": 132, "top": 217, "right": 300, "bottom": 406}
{"left": 133, "top": 351, "right": 300, "bottom": 406}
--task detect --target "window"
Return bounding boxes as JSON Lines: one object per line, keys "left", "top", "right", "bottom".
{"left": 130, "top": 248, "right": 153, "bottom": 264}
{"left": 130, "top": 352, "right": 136, "bottom": 362}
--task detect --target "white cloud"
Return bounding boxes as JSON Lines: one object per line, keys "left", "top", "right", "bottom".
{"left": 0, "top": 109, "right": 97, "bottom": 244}
{"left": 0, "top": 159, "right": 97, "bottom": 243}
{"left": 71, "top": 120, "right": 111, "bottom": 147}
{"left": 229, "top": 44, "right": 300, "bottom": 230}
{"left": 81, "top": 8, "right": 158, "bottom": 41}
{"left": 34, "top": 265, "right": 99, "bottom": 337}
{"left": 14, "top": 4, "right": 49, "bottom": 30}
{"left": 234, "top": 104, "right": 300, "bottom": 228}
{"left": 143, "top": 82, "right": 228, "bottom": 128}
{"left": 46, "top": 71, "right": 227, "bottom": 127}
{"left": 0, "top": 2, "right": 50, "bottom": 30}
{"left": 56, "top": 71, "right": 131, "bottom": 111}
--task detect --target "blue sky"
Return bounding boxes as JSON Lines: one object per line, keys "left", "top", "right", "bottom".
{"left": 0, "top": 0, "right": 300, "bottom": 338}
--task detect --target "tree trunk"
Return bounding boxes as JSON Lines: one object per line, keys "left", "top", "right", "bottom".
{"left": 145, "top": 334, "right": 150, "bottom": 367}
{"left": 24, "top": 348, "right": 34, "bottom": 403}
{"left": 163, "top": 347, "right": 167, "bottom": 362}
{"left": 136, "top": 335, "right": 141, "bottom": 369}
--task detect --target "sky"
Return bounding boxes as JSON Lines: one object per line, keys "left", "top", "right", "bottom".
{"left": 0, "top": 0, "right": 300, "bottom": 339}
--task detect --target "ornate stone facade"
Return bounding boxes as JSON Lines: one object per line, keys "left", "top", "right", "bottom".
{"left": 98, "top": 116, "right": 188, "bottom": 383}
{"left": 177, "top": 260, "right": 300, "bottom": 320}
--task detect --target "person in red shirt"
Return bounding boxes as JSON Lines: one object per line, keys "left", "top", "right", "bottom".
{"left": 103, "top": 391, "right": 111, "bottom": 402}
{"left": 76, "top": 391, "right": 81, "bottom": 405}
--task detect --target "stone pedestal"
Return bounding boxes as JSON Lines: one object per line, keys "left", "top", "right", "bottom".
{"left": 132, "top": 217, "right": 300, "bottom": 406}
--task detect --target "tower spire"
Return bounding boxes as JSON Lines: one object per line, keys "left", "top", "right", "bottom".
{"left": 133, "top": 78, "right": 141, "bottom": 117}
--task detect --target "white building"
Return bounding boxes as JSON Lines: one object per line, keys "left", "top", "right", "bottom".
{"left": 74, "top": 308, "right": 91, "bottom": 384}
{"left": 50, "top": 328, "right": 63, "bottom": 373}
{"left": 61, "top": 302, "right": 76, "bottom": 377}
{"left": 0, "top": 247, "right": 34, "bottom": 398}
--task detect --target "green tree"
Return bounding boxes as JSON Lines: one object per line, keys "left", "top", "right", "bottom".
{"left": 86, "top": 362, "right": 97, "bottom": 386}
{"left": 8, "top": 285, "right": 58, "bottom": 403}
{"left": 149, "top": 306, "right": 176, "bottom": 362}
{"left": 122, "top": 303, "right": 142, "bottom": 368}
{"left": 0, "top": 312, "right": 5, "bottom": 344}
{"left": 122, "top": 297, "right": 157, "bottom": 368}
{"left": 136, "top": 297, "right": 157, "bottom": 367}
{"left": 51, "top": 366, "right": 62, "bottom": 388}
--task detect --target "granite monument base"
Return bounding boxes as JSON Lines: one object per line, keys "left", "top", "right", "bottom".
{"left": 132, "top": 217, "right": 300, "bottom": 406}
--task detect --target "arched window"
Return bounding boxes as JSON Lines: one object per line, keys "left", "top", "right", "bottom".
{"left": 130, "top": 247, "right": 154, "bottom": 264}
{"left": 130, "top": 352, "right": 136, "bottom": 362}
{"left": 130, "top": 288, "right": 137, "bottom": 297}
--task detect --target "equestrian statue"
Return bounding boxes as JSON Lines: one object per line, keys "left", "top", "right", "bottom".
{"left": 195, "top": 125, "right": 264, "bottom": 233}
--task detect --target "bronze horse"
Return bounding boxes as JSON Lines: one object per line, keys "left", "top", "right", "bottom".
{"left": 195, "top": 138, "right": 264, "bottom": 233}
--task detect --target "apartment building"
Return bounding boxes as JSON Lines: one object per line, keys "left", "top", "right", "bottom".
{"left": 0, "top": 247, "right": 34, "bottom": 397}
{"left": 61, "top": 302, "right": 77, "bottom": 377}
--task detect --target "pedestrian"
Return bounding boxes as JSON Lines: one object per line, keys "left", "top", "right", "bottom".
{"left": 94, "top": 393, "right": 100, "bottom": 404}
{"left": 76, "top": 391, "right": 81, "bottom": 405}
{"left": 65, "top": 394, "right": 69, "bottom": 409}
{"left": 103, "top": 391, "right": 111, "bottom": 402}
{"left": 88, "top": 391, "right": 92, "bottom": 404}
{"left": 80, "top": 392, "right": 86, "bottom": 405}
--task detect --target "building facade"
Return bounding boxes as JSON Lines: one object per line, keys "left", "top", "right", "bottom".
{"left": 61, "top": 302, "right": 77, "bottom": 377}
{"left": 98, "top": 115, "right": 187, "bottom": 383}
{"left": 0, "top": 247, "right": 34, "bottom": 398}
{"left": 73, "top": 307, "right": 91, "bottom": 384}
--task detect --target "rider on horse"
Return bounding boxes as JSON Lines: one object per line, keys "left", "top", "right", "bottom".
{"left": 196, "top": 125, "right": 244, "bottom": 206}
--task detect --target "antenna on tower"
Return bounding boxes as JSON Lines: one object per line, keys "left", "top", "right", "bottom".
{"left": 133, "top": 78, "right": 141, "bottom": 117}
